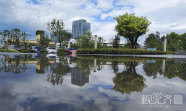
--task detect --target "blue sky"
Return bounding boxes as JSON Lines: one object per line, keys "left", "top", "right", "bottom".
{"left": 1, "top": 0, "right": 186, "bottom": 45}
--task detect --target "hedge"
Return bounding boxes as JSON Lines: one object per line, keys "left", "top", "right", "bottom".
{"left": 57, "top": 49, "right": 69, "bottom": 55}
{"left": 77, "top": 48, "right": 173, "bottom": 55}
{"left": 0, "top": 49, "right": 19, "bottom": 53}
{"left": 20, "top": 49, "right": 31, "bottom": 53}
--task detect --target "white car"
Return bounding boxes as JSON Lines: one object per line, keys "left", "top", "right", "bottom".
{"left": 46, "top": 47, "right": 57, "bottom": 54}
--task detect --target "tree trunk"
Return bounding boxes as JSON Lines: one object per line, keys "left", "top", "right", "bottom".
{"left": 129, "top": 37, "right": 138, "bottom": 49}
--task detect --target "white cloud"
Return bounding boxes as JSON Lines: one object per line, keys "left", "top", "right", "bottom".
{"left": 100, "top": 6, "right": 133, "bottom": 20}
{"left": 97, "top": 0, "right": 113, "bottom": 11}
{"left": 1, "top": 0, "right": 186, "bottom": 45}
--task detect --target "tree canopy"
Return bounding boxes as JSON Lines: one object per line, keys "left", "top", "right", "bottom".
{"left": 144, "top": 32, "right": 186, "bottom": 51}
{"left": 0, "top": 28, "right": 30, "bottom": 49}
{"left": 39, "top": 34, "right": 51, "bottom": 50}
{"left": 114, "top": 13, "right": 151, "bottom": 49}
{"left": 144, "top": 32, "right": 163, "bottom": 50}
{"left": 47, "top": 19, "right": 71, "bottom": 48}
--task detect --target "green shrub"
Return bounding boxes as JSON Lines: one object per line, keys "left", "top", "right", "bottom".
{"left": 57, "top": 49, "right": 68, "bottom": 55}
{"left": 77, "top": 48, "right": 173, "bottom": 55}
{"left": 20, "top": 49, "right": 31, "bottom": 53}
{"left": 0, "top": 49, "right": 19, "bottom": 53}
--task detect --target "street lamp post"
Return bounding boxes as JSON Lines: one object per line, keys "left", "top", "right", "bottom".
{"left": 163, "top": 37, "right": 167, "bottom": 51}
{"left": 94, "top": 35, "right": 98, "bottom": 49}
{"left": 161, "top": 32, "right": 167, "bottom": 51}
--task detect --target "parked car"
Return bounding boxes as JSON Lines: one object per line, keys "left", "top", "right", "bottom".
{"left": 30, "top": 46, "right": 42, "bottom": 53}
{"left": 46, "top": 47, "right": 57, "bottom": 54}
{"left": 8, "top": 45, "right": 20, "bottom": 51}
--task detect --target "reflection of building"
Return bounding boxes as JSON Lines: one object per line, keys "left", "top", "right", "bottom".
{"left": 72, "top": 19, "right": 91, "bottom": 39}
{"left": 71, "top": 67, "right": 89, "bottom": 86}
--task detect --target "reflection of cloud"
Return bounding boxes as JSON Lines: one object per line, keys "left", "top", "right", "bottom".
{"left": 0, "top": 59, "right": 186, "bottom": 111}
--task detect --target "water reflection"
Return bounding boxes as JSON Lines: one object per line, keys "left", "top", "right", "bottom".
{"left": 113, "top": 61, "right": 146, "bottom": 94}
{"left": 143, "top": 59, "right": 186, "bottom": 80}
{"left": 0, "top": 54, "right": 186, "bottom": 110}
{"left": 0, "top": 55, "right": 29, "bottom": 74}
{"left": 47, "top": 61, "right": 71, "bottom": 85}
{"left": 1, "top": 55, "right": 186, "bottom": 88}
{"left": 143, "top": 60, "right": 163, "bottom": 79}
{"left": 71, "top": 67, "right": 89, "bottom": 86}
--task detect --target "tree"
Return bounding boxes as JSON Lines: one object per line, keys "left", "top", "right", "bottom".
{"left": 166, "top": 32, "right": 181, "bottom": 51}
{"left": 39, "top": 34, "right": 51, "bottom": 50}
{"left": 112, "top": 34, "right": 120, "bottom": 48}
{"left": 12, "top": 28, "right": 21, "bottom": 46}
{"left": 47, "top": 19, "right": 71, "bottom": 48}
{"left": 114, "top": 13, "right": 151, "bottom": 49}
{"left": 79, "top": 31, "right": 94, "bottom": 48}
{"left": 21, "top": 31, "right": 30, "bottom": 49}
{"left": 124, "top": 41, "right": 140, "bottom": 48}
{"left": 144, "top": 32, "right": 163, "bottom": 50}
{"left": 97, "top": 36, "right": 105, "bottom": 48}
{"left": 71, "top": 43, "right": 80, "bottom": 49}
{"left": 1, "top": 30, "right": 11, "bottom": 48}
{"left": 0, "top": 29, "right": 30, "bottom": 49}
{"left": 180, "top": 33, "right": 186, "bottom": 50}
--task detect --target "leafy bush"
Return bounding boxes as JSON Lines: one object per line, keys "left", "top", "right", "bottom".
{"left": 20, "top": 49, "right": 31, "bottom": 53}
{"left": 0, "top": 49, "right": 19, "bottom": 53}
{"left": 77, "top": 48, "right": 173, "bottom": 55}
{"left": 57, "top": 49, "right": 68, "bottom": 55}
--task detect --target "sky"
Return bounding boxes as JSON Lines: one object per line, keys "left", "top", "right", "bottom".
{"left": 1, "top": 0, "right": 186, "bottom": 45}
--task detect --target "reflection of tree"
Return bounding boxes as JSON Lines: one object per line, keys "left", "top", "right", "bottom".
{"left": 0, "top": 55, "right": 29, "bottom": 74}
{"left": 110, "top": 61, "right": 119, "bottom": 73}
{"left": 143, "top": 59, "right": 186, "bottom": 81}
{"left": 47, "top": 61, "right": 70, "bottom": 85}
{"left": 143, "top": 60, "right": 162, "bottom": 79}
{"left": 36, "top": 56, "right": 50, "bottom": 74}
{"left": 112, "top": 61, "right": 146, "bottom": 94}
{"left": 75, "top": 58, "right": 93, "bottom": 75}
{"left": 71, "top": 58, "right": 104, "bottom": 75}
{"left": 163, "top": 61, "right": 186, "bottom": 80}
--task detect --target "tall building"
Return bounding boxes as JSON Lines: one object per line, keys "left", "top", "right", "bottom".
{"left": 72, "top": 19, "right": 91, "bottom": 39}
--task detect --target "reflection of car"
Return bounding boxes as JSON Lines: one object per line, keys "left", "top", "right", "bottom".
{"left": 8, "top": 54, "right": 20, "bottom": 59}
{"left": 30, "top": 46, "right": 42, "bottom": 53}
{"left": 66, "top": 48, "right": 77, "bottom": 54}
{"left": 8, "top": 45, "right": 20, "bottom": 50}
{"left": 46, "top": 54, "right": 57, "bottom": 59}
{"left": 32, "top": 53, "right": 42, "bottom": 59}
{"left": 46, "top": 47, "right": 57, "bottom": 54}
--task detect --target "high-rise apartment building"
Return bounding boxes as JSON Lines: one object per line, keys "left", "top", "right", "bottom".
{"left": 72, "top": 19, "right": 91, "bottom": 39}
